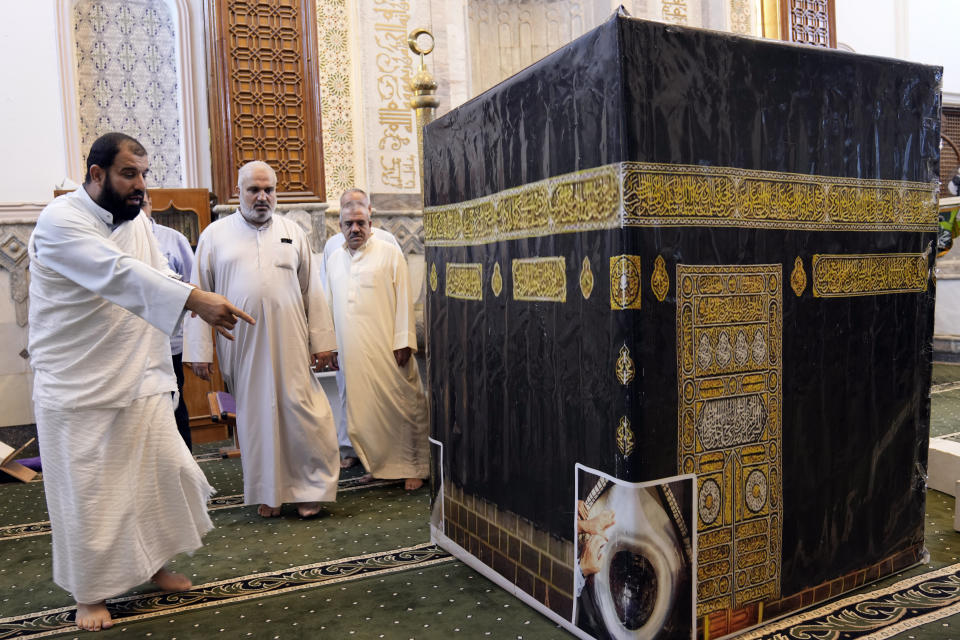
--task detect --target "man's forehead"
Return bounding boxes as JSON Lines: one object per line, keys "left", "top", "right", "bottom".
{"left": 343, "top": 207, "right": 370, "bottom": 219}
{"left": 114, "top": 146, "right": 149, "bottom": 169}
{"left": 243, "top": 167, "right": 276, "bottom": 187}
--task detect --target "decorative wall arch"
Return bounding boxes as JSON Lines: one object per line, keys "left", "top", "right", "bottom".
{"left": 55, "top": 0, "right": 203, "bottom": 187}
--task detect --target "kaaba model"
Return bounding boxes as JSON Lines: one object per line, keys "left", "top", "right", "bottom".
{"left": 424, "top": 11, "right": 941, "bottom": 640}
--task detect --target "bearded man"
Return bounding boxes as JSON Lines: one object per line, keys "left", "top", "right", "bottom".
{"left": 28, "top": 132, "right": 253, "bottom": 631}
{"left": 318, "top": 188, "right": 401, "bottom": 469}
{"left": 184, "top": 161, "right": 340, "bottom": 518}
{"left": 325, "top": 199, "right": 429, "bottom": 490}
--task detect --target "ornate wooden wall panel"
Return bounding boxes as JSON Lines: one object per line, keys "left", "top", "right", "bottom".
{"left": 781, "top": 0, "right": 835, "bottom": 47}
{"left": 206, "top": 0, "right": 325, "bottom": 204}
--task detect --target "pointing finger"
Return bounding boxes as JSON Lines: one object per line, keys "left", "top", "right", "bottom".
{"left": 231, "top": 305, "right": 256, "bottom": 325}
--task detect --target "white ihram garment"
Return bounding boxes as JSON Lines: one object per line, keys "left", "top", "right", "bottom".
{"left": 28, "top": 188, "right": 212, "bottom": 603}
{"left": 183, "top": 212, "right": 339, "bottom": 506}
{"left": 320, "top": 228, "right": 400, "bottom": 459}
{"left": 326, "top": 237, "right": 429, "bottom": 479}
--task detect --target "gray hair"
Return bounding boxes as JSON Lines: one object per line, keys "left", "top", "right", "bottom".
{"left": 339, "top": 199, "right": 371, "bottom": 223}
{"left": 339, "top": 188, "right": 370, "bottom": 208}
{"left": 237, "top": 160, "right": 277, "bottom": 189}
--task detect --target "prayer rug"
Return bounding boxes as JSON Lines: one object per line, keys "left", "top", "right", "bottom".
{"left": 737, "top": 563, "right": 960, "bottom": 640}
{"left": 0, "top": 543, "right": 453, "bottom": 639}
{"left": 0, "top": 476, "right": 400, "bottom": 541}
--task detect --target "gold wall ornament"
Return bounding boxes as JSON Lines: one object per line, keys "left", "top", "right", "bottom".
{"left": 579, "top": 256, "right": 594, "bottom": 299}
{"left": 429, "top": 263, "right": 438, "bottom": 292}
{"left": 491, "top": 262, "right": 503, "bottom": 297}
{"left": 790, "top": 257, "right": 806, "bottom": 297}
{"left": 615, "top": 344, "right": 636, "bottom": 386}
{"left": 512, "top": 257, "right": 567, "bottom": 302}
{"left": 445, "top": 263, "right": 483, "bottom": 301}
{"left": 812, "top": 253, "right": 929, "bottom": 297}
{"left": 617, "top": 416, "right": 635, "bottom": 457}
{"left": 652, "top": 254, "right": 670, "bottom": 302}
{"left": 610, "top": 255, "right": 642, "bottom": 310}
{"left": 408, "top": 28, "right": 438, "bottom": 197}
{"left": 677, "top": 263, "right": 782, "bottom": 616}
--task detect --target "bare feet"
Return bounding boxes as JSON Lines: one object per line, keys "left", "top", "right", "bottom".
{"left": 297, "top": 502, "right": 322, "bottom": 518}
{"left": 258, "top": 504, "right": 282, "bottom": 517}
{"left": 151, "top": 567, "right": 192, "bottom": 592}
{"left": 75, "top": 601, "right": 113, "bottom": 631}
{"left": 405, "top": 478, "right": 425, "bottom": 491}
{"left": 340, "top": 456, "right": 358, "bottom": 469}
{"left": 357, "top": 473, "right": 375, "bottom": 484}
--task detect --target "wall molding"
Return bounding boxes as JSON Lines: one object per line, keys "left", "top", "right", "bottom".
{"left": 0, "top": 203, "right": 45, "bottom": 224}
{"left": 54, "top": 0, "right": 202, "bottom": 187}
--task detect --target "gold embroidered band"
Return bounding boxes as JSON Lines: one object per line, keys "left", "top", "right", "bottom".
{"left": 424, "top": 163, "right": 937, "bottom": 246}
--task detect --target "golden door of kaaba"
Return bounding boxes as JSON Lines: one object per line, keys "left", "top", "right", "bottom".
{"left": 677, "top": 264, "right": 783, "bottom": 616}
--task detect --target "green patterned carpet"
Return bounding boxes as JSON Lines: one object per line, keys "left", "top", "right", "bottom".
{"left": 1, "top": 368, "right": 960, "bottom": 639}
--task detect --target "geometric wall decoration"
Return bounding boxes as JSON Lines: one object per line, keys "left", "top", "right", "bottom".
{"left": 73, "top": 0, "right": 183, "bottom": 187}
{"left": 676, "top": 263, "right": 783, "bottom": 616}
{"left": 315, "top": 0, "right": 356, "bottom": 202}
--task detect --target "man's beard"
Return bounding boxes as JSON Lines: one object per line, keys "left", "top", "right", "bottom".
{"left": 239, "top": 202, "right": 273, "bottom": 225}
{"left": 96, "top": 174, "right": 142, "bottom": 223}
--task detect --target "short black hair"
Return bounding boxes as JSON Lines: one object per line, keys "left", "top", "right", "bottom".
{"left": 84, "top": 133, "right": 147, "bottom": 184}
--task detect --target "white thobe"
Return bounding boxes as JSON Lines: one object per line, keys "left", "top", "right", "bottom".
{"left": 28, "top": 187, "right": 212, "bottom": 603}
{"left": 319, "top": 228, "right": 401, "bottom": 459}
{"left": 326, "top": 236, "right": 429, "bottom": 479}
{"left": 183, "top": 212, "right": 340, "bottom": 506}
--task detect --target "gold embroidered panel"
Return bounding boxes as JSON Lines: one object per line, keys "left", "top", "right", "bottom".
{"left": 677, "top": 264, "right": 783, "bottom": 616}
{"left": 445, "top": 263, "right": 483, "bottom": 301}
{"left": 623, "top": 163, "right": 937, "bottom": 232}
{"left": 424, "top": 162, "right": 937, "bottom": 246}
{"left": 512, "top": 257, "right": 567, "bottom": 302}
{"left": 811, "top": 253, "right": 929, "bottom": 297}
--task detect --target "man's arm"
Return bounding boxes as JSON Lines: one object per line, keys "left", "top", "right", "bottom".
{"left": 32, "top": 206, "right": 191, "bottom": 336}
{"left": 390, "top": 246, "right": 417, "bottom": 367}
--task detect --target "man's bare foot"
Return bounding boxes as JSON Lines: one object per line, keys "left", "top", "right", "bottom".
{"left": 357, "top": 473, "right": 374, "bottom": 484}
{"left": 151, "top": 567, "right": 192, "bottom": 592}
{"left": 258, "top": 504, "right": 282, "bottom": 517}
{"left": 405, "top": 478, "right": 424, "bottom": 491}
{"left": 340, "top": 456, "right": 358, "bottom": 469}
{"left": 297, "top": 502, "right": 322, "bottom": 518}
{"left": 75, "top": 601, "right": 113, "bottom": 631}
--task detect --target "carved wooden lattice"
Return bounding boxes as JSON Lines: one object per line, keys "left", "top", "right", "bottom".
{"left": 206, "top": 0, "right": 325, "bottom": 204}
{"left": 782, "top": 0, "right": 835, "bottom": 48}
